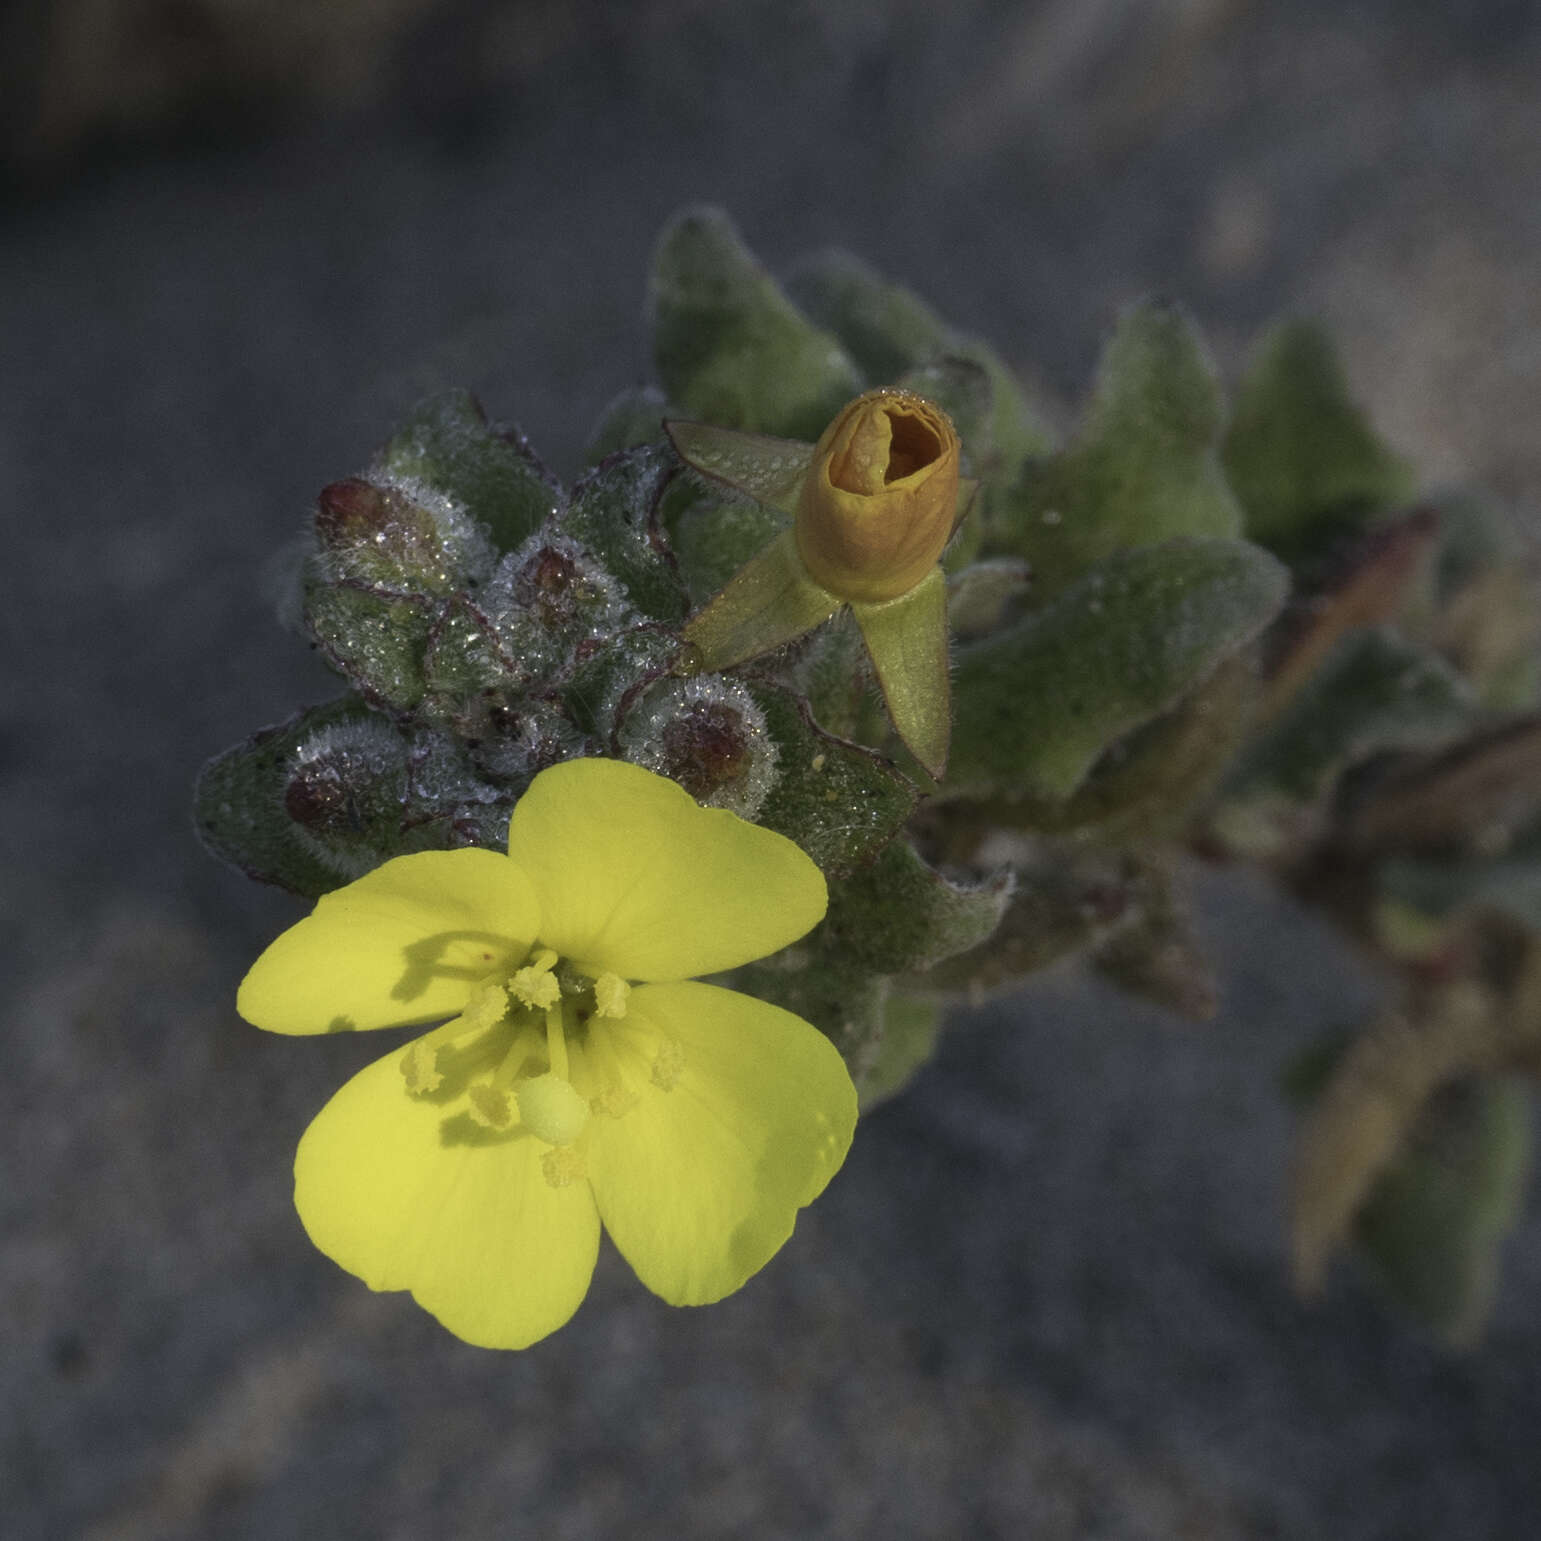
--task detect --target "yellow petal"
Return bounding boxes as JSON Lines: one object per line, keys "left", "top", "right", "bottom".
{"left": 238, "top": 849, "right": 539, "bottom": 1035}
{"left": 294, "top": 1045, "right": 600, "bottom": 1349}
{"left": 585, "top": 981, "right": 857, "bottom": 1305}
{"left": 506, "top": 759, "right": 827, "bottom": 980}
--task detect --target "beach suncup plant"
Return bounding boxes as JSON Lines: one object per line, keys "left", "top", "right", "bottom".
{"left": 204, "top": 206, "right": 1541, "bottom": 1347}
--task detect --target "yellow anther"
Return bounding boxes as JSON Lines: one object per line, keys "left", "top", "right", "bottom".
{"left": 400, "top": 1038, "right": 443, "bottom": 1096}
{"left": 594, "top": 972, "right": 631, "bottom": 1019}
{"left": 590, "top": 1081, "right": 639, "bottom": 1119}
{"left": 650, "top": 1037, "right": 686, "bottom": 1091}
{"left": 509, "top": 950, "right": 561, "bottom": 1011}
{"left": 516, "top": 1072, "right": 591, "bottom": 1146}
{"left": 466, "top": 1083, "right": 513, "bottom": 1129}
{"left": 541, "top": 1147, "right": 587, "bottom": 1189}
{"left": 460, "top": 980, "right": 509, "bottom": 1031}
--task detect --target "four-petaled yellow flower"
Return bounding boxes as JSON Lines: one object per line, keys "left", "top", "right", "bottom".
{"left": 238, "top": 757, "right": 856, "bottom": 1349}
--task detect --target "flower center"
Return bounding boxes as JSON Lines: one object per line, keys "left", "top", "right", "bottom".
{"left": 397, "top": 946, "right": 682, "bottom": 1188}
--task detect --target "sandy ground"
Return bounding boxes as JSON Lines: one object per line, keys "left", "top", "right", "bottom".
{"left": 6, "top": 3, "right": 1541, "bottom": 1536}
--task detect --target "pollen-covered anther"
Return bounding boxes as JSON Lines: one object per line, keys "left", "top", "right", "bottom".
{"left": 590, "top": 1081, "right": 639, "bottom": 1119}
{"left": 509, "top": 949, "right": 561, "bottom": 1010}
{"left": 594, "top": 972, "right": 631, "bottom": 1019}
{"left": 400, "top": 1038, "right": 443, "bottom": 1096}
{"left": 467, "top": 1083, "right": 513, "bottom": 1129}
{"left": 541, "top": 1147, "right": 587, "bottom": 1189}
{"left": 461, "top": 980, "right": 509, "bottom": 1031}
{"left": 650, "top": 1037, "right": 686, "bottom": 1091}
{"left": 516, "top": 1072, "right": 591, "bottom": 1146}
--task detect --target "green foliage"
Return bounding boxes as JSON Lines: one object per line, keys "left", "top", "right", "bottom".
{"left": 203, "top": 207, "right": 1541, "bottom": 1343}
{"left": 745, "top": 681, "right": 917, "bottom": 877}
{"left": 558, "top": 447, "right": 690, "bottom": 623}
{"left": 1226, "top": 628, "right": 1474, "bottom": 806}
{"left": 1223, "top": 320, "right": 1415, "bottom": 559}
{"left": 649, "top": 207, "right": 862, "bottom": 440}
{"left": 949, "top": 538, "right": 1287, "bottom": 802}
{"left": 376, "top": 389, "right": 560, "bottom": 555}
{"left": 991, "top": 300, "right": 1242, "bottom": 594}
{"left": 825, "top": 839, "right": 1012, "bottom": 975}
{"left": 1356, "top": 1076, "right": 1531, "bottom": 1344}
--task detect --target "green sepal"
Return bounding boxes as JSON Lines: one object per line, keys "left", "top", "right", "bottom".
{"left": 1225, "top": 628, "right": 1474, "bottom": 808}
{"left": 375, "top": 389, "right": 561, "bottom": 555}
{"left": 680, "top": 530, "right": 841, "bottom": 673}
{"left": 1223, "top": 319, "right": 1415, "bottom": 560}
{"left": 824, "top": 838, "right": 1012, "bottom": 975}
{"left": 584, "top": 384, "right": 671, "bottom": 463}
{"left": 196, "top": 696, "right": 402, "bottom": 899}
{"left": 302, "top": 579, "right": 433, "bottom": 713}
{"left": 559, "top": 447, "right": 690, "bottom": 623}
{"left": 665, "top": 419, "right": 812, "bottom": 514}
{"left": 852, "top": 566, "right": 952, "bottom": 778}
{"left": 948, "top": 537, "right": 1288, "bottom": 803}
{"left": 648, "top": 207, "right": 862, "bottom": 440}
{"left": 991, "top": 300, "right": 1241, "bottom": 594}
{"left": 745, "top": 680, "right": 918, "bottom": 878}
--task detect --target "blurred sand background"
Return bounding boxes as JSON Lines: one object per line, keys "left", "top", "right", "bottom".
{"left": 5, "top": 2, "right": 1541, "bottom": 1536}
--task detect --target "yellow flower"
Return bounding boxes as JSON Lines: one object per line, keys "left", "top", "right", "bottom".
{"left": 238, "top": 757, "right": 855, "bottom": 1349}
{"left": 669, "top": 389, "right": 972, "bottom": 779}
{"left": 794, "top": 389, "right": 961, "bottom": 603}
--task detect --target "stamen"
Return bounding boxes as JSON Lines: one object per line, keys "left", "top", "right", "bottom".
{"left": 545, "top": 1001, "right": 570, "bottom": 1081}
{"left": 397, "top": 981, "right": 511, "bottom": 1096}
{"left": 650, "top": 1036, "right": 686, "bottom": 1091}
{"left": 509, "top": 948, "right": 561, "bottom": 1010}
{"left": 594, "top": 972, "right": 631, "bottom": 1019}
{"left": 400, "top": 1037, "right": 443, "bottom": 1095}
{"left": 591, "top": 1082, "right": 639, "bottom": 1119}
{"left": 467, "top": 1084, "right": 513, "bottom": 1129}
{"left": 541, "top": 1147, "right": 587, "bottom": 1188}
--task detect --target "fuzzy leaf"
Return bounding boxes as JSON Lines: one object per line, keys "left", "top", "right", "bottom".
{"left": 920, "top": 841, "right": 1135, "bottom": 999}
{"left": 745, "top": 680, "right": 917, "bottom": 877}
{"left": 1356, "top": 1076, "right": 1531, "bottom": 1344}
{"left": 993, "top": 300, "right": 1241, "bottom": 594}
{"left": 375, "top": 390, "right": 562, "bottom": 555}
{"left": 1223, "top": 320, "right": 1414, "bottom": 559}
{"left": 1091, "top": 861, "right": 1217, "bottom": 1022}
{"left": 786, "top": 248, "right": 1053, "bottom": 466}
{"left": 649, "top": 207, "right": 862, "bottom": 440}
{"left": 303, "top": 580, "right": 434, "bottom": 713}
{"left": 859, "top": 993, "right": 946, "bottom": 1110}
{"left": 196, "top": 697, "right": 400, "bottom": 898}
{"left": 1227, "top": 628, "right": 1473, "bottom": 807}
{"left": 948, "top": 537, "right": 1287, "bottom": 802}
{"left": 947, "top": 558, "right": 1032, "bottom": 639}
{"left": 825, "top": 838, "right": 1012, "bottom": 975}
{"left": 584, "top": 384, "right": 671, "bottom": 463}
{"left": 560, "top": 447, "right": 690, "bottom": 623}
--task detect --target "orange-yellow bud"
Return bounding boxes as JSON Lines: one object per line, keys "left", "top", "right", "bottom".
{"left": 794, "top": 389, "right": 961, "bottom": 604}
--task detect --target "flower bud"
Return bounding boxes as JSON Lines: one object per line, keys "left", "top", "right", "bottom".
{"left": 794, "top": 389, "right": 960, "bottom": 603}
